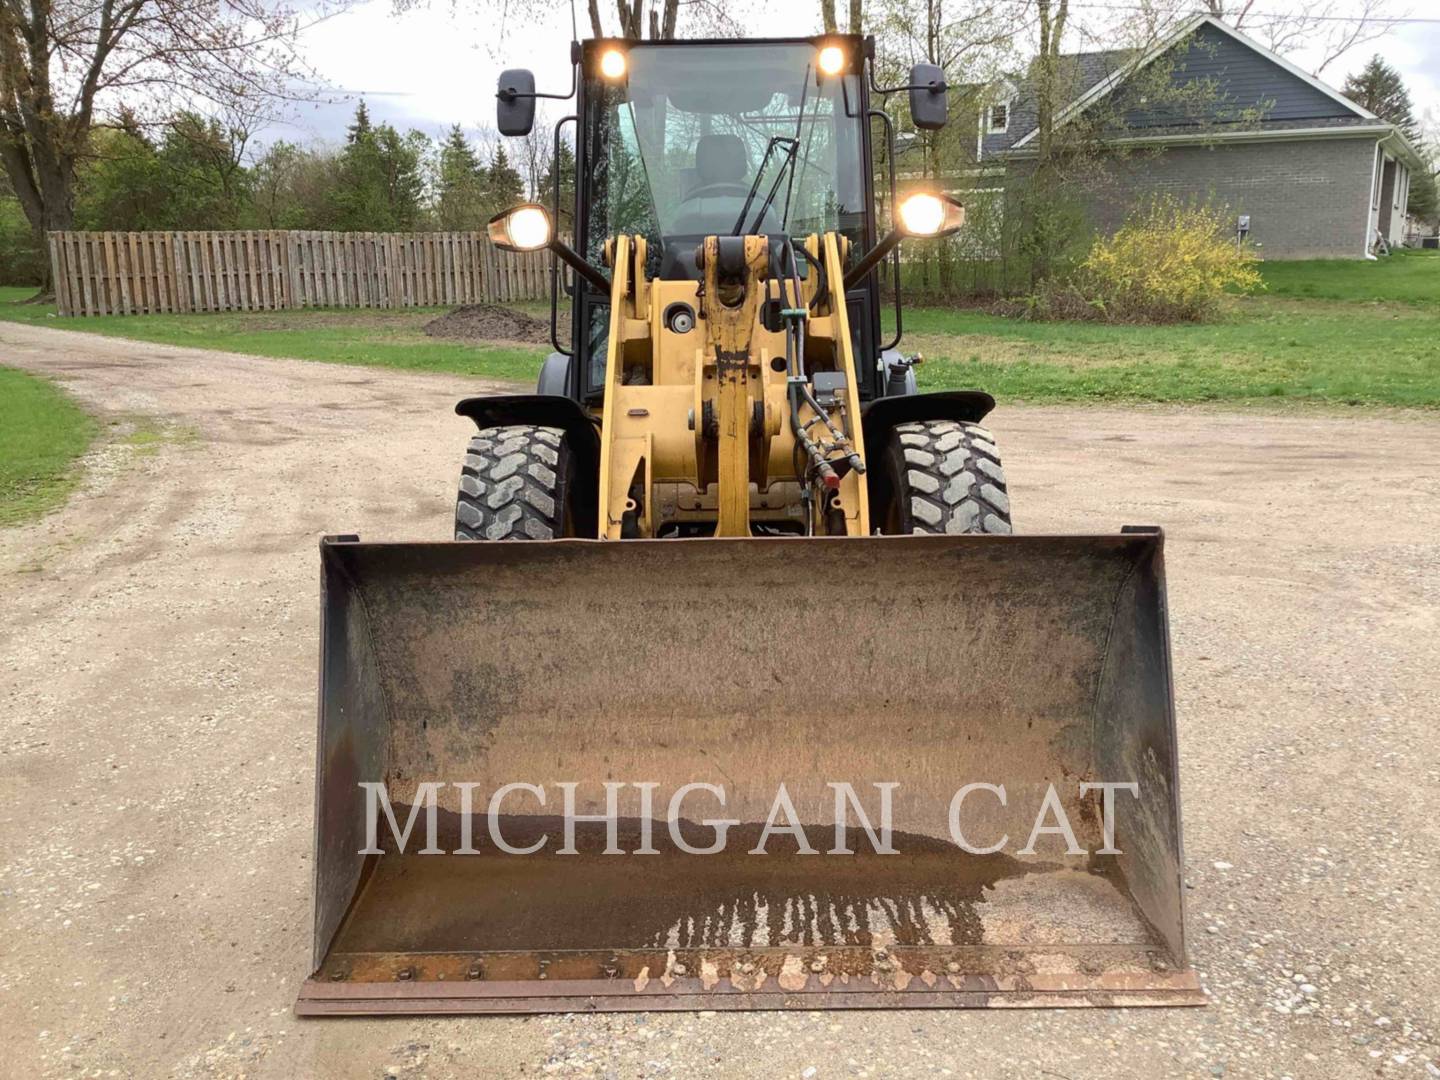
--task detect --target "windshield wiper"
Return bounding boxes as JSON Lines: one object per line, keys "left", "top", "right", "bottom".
{"left": 732, "top": 63, "right": 815, "bottom": 236}
{"left": 731, "top": 136, "right": 798, "bottom": 236}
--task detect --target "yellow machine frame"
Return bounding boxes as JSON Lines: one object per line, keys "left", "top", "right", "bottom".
{"left": 595, "top": 232, "right": 869, "bottom": 538}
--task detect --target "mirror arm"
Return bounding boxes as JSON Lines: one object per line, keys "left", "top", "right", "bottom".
{"left": 843, "top": 228, "right": 905, "bottom": 292}
{"left": 498, "top": 49, "right": 580, "bottom": 103}
{"left": 869, "top": 70, "right": 949, "bottom": 96}
{"left": 548, "top": 238, "right": 611, "bottom": 296}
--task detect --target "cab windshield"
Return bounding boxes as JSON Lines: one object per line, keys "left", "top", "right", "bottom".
{"left": 583, "top": 41, "right": 868, "bottom": 277}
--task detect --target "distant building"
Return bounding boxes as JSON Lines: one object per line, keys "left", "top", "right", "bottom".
{"left": 968, "top": 15, "right": 1425, "bottom": 259}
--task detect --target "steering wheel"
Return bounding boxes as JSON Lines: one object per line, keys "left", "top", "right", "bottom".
{"left": 682, "top": 181, "right": 755, "bottom": 202}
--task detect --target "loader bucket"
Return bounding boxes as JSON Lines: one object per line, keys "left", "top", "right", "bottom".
{"left": 296, "top": 532, "right": 1202, "bottom": 1016}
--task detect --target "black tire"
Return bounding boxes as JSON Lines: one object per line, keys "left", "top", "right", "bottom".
{"left": 883, "top": 419, "right": 1013, "bottom": 535}
{"left": 455, "top": 425, "right": 576, "bottom": 540}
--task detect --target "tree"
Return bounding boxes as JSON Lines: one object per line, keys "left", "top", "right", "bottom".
{"left": 821, "top": 0, "right": 865, "bottom": 34}
{"left": 72, "top": 110, "right": 252, "bottom": 229}
{"left": 328, "top": 103, "right": 428, "bottom": 230}
{"left": 419, "top": 0, "right": 739, "bottom": 43}
{"left": 73, "top": 125, "right": 167, "bottom": 229}
{"left": 434, "top": 125, "right": 488, "bottom": 228}
{"left": 1342, "top": 56, "right": 1419, "bottom": 142}
{"left": 1409, "top": 166, "right": 1437, "bottom": 228}
{"left": 252, "top": 140, "right": 304, "bottom": 228}
{"left": 159, "top": 112, "right": 255, "bottom": 227}
{"left": 348, "top": 100, "right": 374, "bottom": 142}
{"left": 1021, "top": 0, "right": 1070, "bottom": 284}
{"left": 1199, "top": 0, "right": 1391, "bottom": 75}
{"left": 1, "top": 0, "right": 338, "bottom": 288}
{"left": 540, "top": 137, "right": 577, "bottom": 225}
{"left": 485, "top": 145, "right": 524, "bottom": 216}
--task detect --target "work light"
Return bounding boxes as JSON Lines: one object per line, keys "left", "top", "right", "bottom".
{"left": 488, "top": 204, "right": 552, "bottom": 252}
{"left": 897, "top": 192, "right": 966, "bottom": 237}
{"left": 843, "top": 192, "right": 966, "bottom": 291}
{"left": 599, "top": 48, "right": 627, "bottom": 80}
{"left": 817, "top": 44, "right": 846, "bottom": 76}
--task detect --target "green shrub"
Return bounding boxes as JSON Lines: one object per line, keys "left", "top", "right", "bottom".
{"left": 1068, "top": 197, "right": 1262, "bottom": 322}
{"left": 0, "top": 197, "right": 44, "bottom": 287}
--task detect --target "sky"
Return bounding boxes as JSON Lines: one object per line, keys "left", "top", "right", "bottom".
{"left": 269, "top": 0, "right": 1440, "bottom": 151}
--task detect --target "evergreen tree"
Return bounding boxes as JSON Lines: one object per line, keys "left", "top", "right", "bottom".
{"left": 485, "top": 145, "right": 525, "bottom": 215}
{"left": 329, "top": 102, "right": 428, "bottom": 230}
{"left": 1342, "top": 56, "right": 1419, "bottom": 142}
{"left": 347, "top": 100, "right": 374, "bottom": 143}
{"left": 540, "top": 138, "right": 577, "bottom": 224}
{"left": 435, "top": 125, "right": 487, "bottom": 228}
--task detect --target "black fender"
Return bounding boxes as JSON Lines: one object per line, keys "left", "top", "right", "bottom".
{"left": 861, "top": 390, "right": 996, "bottom": 529}
{"left": 453, "top": 394, "right": 601, "bottom": 536}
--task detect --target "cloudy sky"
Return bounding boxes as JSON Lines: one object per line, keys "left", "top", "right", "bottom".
{"left": 271, "top": 0, "right": 1439, "bottom": 150}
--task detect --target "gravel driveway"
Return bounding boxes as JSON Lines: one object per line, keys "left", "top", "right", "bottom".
{"left": 2, "top": 320, "right": 1437, "bottom": 1079}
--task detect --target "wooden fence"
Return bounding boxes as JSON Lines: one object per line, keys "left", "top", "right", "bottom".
{"left": 46, "top": 230, "right": 553, "bottom": 317}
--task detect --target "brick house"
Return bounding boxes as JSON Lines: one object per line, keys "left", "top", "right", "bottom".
{"left": 974, "top": 14, "right": 1426, "bottom": 259}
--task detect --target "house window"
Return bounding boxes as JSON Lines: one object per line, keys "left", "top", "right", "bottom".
{"left": 988, "top": 103, "right": 1009, "bottom": 132}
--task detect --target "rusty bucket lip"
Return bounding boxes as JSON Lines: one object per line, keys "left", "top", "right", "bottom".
{"left": 295, "top": 969, "right": 1205, "bottom": 1016}
{"left": 321, "top": 529, "right": 1165, "bottom": 551}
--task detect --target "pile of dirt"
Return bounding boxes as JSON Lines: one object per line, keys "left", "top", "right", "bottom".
{"left": 423, "top": 304, "right": 552, "bottom": 345}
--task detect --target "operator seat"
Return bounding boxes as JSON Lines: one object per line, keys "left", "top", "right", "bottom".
{"left": 664, "top": 133, "right": 782, "bottom": 279}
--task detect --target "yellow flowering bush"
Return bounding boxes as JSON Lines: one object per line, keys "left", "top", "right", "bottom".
{"left": 1071, "top": 197, "right": 1263, "bottom": 322}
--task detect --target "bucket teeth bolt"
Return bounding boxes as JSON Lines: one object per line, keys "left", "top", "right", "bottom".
{"left": 466, "top": 962, "right": 483, "bottom": 980}
{"left": 737, "top": 962, "right": 756, "bottom": 974}
{"left": 809, "top": 960, "right": 826, "bottom": 973}
{"left": 946, "top": 961, "right": 961, "bottom": 974}
{"left": 396, "top": 967, "right": 415, "bottom": 981}
{"left": 672, "top": 962, "right": 688, "bottom": 976}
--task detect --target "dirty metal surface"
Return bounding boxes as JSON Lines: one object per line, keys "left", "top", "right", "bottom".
{"left": 307, "top": 533, "right": 1189, "bottom": 1014}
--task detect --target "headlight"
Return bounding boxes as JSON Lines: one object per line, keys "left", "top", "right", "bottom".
{"left": 897, "top": 192, "right": 965, "bottom": 237}
{"left": 487, "top": 204, "right": 552, "bottom": 252}
{"left": 599, "top": 48, "right": 627, "bottom": 80}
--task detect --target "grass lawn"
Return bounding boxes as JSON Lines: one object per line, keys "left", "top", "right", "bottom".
{"left": 0, "top": 288, "right": 545, "bottom": 382}
{"left": 902, "top": 295, "right": 1438, "bottom": 406}
{"left": 1, "top": 249, "right": 1436, "bottom": 408}
{"left": 0, "top": 366, "right": 97, "bottom": 526}
{"left": 1257, "top": 248, "right": 1440, "bottom": 304}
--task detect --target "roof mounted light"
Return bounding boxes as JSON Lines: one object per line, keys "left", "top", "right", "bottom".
{"left": 817, "top": 44, "right": 846, "bottom": 76}
{"left": 599, "top": 47, "right": 627, "bottom": 80}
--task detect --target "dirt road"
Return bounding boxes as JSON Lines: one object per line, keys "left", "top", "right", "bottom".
{"left": 2, "top": 320, "right": 1438, "bottom": 1079}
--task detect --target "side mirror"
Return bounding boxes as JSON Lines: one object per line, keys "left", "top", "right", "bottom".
{"left": 908, "top": 63, "right": 948, "bottom": 131}
{"left": 497, "top": 69, "right": 537, "bottom": 136}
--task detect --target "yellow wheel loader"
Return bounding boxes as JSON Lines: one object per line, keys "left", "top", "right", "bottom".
{"left": 297, "top": 35, "right": 1203, "bottom": 1016}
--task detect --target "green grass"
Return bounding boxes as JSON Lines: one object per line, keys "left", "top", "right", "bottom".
{"left": 1257, "top": 248, "right": 1439, "bottom": 303}
{"left": 2, "top": 250, "right": 1437, "bottom": 408}
{"left": 0, "top": 366, "right": 98, "bottom": 526}
{"left": 900, "top": 295, "right": 1440, "bottom": 407}
{"left": 0, "top": 287, "right": 545, "bottom": 381}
